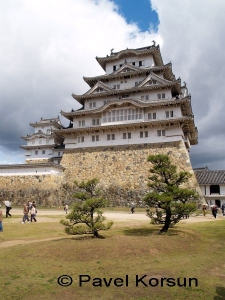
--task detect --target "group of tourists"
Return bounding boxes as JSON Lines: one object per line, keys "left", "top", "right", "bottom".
{"left": 22, "top": 201, "right": 37, "bottom": 223}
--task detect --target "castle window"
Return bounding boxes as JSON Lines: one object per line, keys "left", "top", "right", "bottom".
{"left": 102, "top": 108, "right": 143, "bottom": 123}
{"left": 148, "top": 112, "right": 156, "bottom": 120}
{"left": 140, "top": 131, "right": 148, "bottom": 138}
{"left": 92, "top": 135, "right": 99, "bottom": 142}
{"left": 157, "top": 130, "right": 165, "bottom": 137}
{"left": 107, "top": 134, "right": 115, "bottom": 140}
{"left": 89, "top": 102, "right": 96, "bottom": 108}
{"left": 113, "top": 65, "right": 116, "bottom": 71}
{"left": 210, "top": 185, "right": 220, "bottom": 194}
{"left": 145, "top": 95, "right": 149, "bottom": 101}
{"left": 123, "top": 132, "right": 131, "bottom": 139}
{"left": 78, "top": 136, "right": 84, "bottom": 143}
{"left": 92, "top": 119, "right": 100, "bottom": 126}
{"left": 42, "top": 150, "right": 45, "bottom": 154}
{"left": 166, "top": 111, "right": 174, "bottom": 118}
{"left": 58, "top": 152, "right": 60, "bottom": 156}
{"left": 96, "top": 87, "right": 103, "bottom": 93}
{"left": 79, "top": 120, "right": 85, "bottom": 127}
{"left": 35, "top": 150, "right": 38, "bottom": 155}
{"left": 157, "top": 93, "right": 166, "bottom": 100}
{"left": 139, "top": 60, "right": 144, "bottom": 67}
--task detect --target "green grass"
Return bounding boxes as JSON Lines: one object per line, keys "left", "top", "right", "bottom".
{"left": 0, "top": 214, "right": 225, "bottom": 300}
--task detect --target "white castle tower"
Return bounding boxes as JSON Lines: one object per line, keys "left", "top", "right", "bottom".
{"left": 58, "top": 44, "right": 197, "bottom": 151}
{"left": 20, "top": 117, "right": 64, "bottom": 164}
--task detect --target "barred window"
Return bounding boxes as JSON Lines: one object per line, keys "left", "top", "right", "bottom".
{"left": 102, "top": 108, "right": 143, "bottom": 123}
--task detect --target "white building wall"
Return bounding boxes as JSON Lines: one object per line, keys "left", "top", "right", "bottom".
{"left": 0, "top": 167, "right": 63, "bottom": 176}
{"left": 105, "top": 54, "right": 154, "bottom": 74}
{"left": 64, "top": 126, "right": 183, "bottom": 149}
{"left": 34, "top": 125, "right": 56, "bottom": 134}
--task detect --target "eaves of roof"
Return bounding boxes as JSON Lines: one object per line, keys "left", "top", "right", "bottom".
{"left": 61, "top": 96, "right": 192, "bottom": 118}
{"left": 194, "top": 170, "right": 225, "bottom": 184}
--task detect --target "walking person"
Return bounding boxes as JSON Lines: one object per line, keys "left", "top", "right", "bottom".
{"left": 130, "top": 202, "right": 135, "bottom": 214}
{"left": 221, "top": 203, "right": 225, "bottom": 216}
{"left": 30, "top": 205, "right": 37, "bottom": 222}
{"left": 0, "top": 207, "right": 3, "bottom": 232}
{"left": 64, "top": 204, "right": 68, "bottom": 214}
{"left": 4, "top": 200, "right": 12, "bottom": 218}
{"left": 202, "top": 205, "right": 207, "bottom": 217}
{"left": 212, "top": 205, "right": 218, "bottom": 219}
{"left": 22, "top": 203, "right": 30, "bottom": 224}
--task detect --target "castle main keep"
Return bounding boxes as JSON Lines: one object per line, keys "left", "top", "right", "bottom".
{"left": 0, "top": 44, "right": 203, "bottom": 206}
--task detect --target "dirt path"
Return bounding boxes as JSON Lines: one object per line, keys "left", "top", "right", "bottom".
{"left": 0, "top": 209, "right": 224, "bottom": 249}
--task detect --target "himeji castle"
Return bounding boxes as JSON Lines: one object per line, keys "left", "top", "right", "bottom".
{"left": 0, "top": 43, "right": 203, "bottom": 206}
{"left": 58, "top": 44, "right": 197, "bottom": 151}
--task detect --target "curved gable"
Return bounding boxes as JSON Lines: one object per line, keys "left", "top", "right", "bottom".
{"left": 85, "top": 81, "right": 113, "bottom": 95}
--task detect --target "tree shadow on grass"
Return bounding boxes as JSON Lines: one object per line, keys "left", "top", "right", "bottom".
{"left": 214, "top": 286, "right": 225, "bottom": 299}
{"left": 123, "top": 226, "right": 181, "bottom": 236}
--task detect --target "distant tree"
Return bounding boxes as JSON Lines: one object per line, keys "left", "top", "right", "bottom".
{"left": 61, "top": 178, "right": 113, "bottom": 238}
{"left": 143, "top": 154, "right": 199, "bottom": 233}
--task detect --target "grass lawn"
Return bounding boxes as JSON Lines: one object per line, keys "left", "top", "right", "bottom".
{"left": 0, "top": 211, "right": 225, "bottom": 300}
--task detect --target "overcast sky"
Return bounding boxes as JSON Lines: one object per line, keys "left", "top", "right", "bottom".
{"left": 0, "top": 0, "right": 225, "bottom": 170}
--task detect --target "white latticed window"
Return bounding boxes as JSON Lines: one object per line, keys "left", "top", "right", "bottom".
{"left": 102, "top": 108, "right": 143, "bottom": 123}
{"left": 78, "top": 136, "right": 84, "bottom": 143}
{"left": 157, "top": 130, "right": 165, "bottom": 137}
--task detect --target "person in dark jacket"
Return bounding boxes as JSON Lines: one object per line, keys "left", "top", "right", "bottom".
{"left": 221, "top": 203, "right": 225, "bottom": 216}
{"left": 212, "top": 205, "right": 218, "bottom": 218}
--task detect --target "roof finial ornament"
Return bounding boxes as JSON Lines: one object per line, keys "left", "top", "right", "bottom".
{"left": 152, "top": 40, "right": 156, "bottom": 46}
{"left": 183, "top": 81, "right": 186, "bottom": 87}
{"left": 110, "top": 48, "right": 114, "bottom": 55}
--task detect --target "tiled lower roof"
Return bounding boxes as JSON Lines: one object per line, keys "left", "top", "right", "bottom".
{"left": 194, "top": 170, "right": 225, "bottom": 184}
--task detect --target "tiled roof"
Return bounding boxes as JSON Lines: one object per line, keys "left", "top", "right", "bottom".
{"left": 194, "top": 170, "right": 225, "bottom": 184}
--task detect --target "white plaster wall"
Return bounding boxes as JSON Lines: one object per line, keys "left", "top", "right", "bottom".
{"left": 73, "top": 105, "right": 182, "bottom": 129}
{"left": 34, "top": 125, "right": 57, "bottom": 134}
{"left": 105, "top": 54, "right": 154, "bottom": 74}
{"left": 27, "top": 136, "right": 55, "bottom": 146}
{"left": 0, "top": 167, "right": 63, "bottom": 176}
{"left": 64, "top": 126, "right": 183, "bottom": 149}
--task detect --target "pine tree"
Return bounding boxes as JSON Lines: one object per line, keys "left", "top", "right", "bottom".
{"left": 144, "top": 154, "right": 199, "bottom": 233}
{"left": 61, "top": 178, "right": 113, "bottom": 238}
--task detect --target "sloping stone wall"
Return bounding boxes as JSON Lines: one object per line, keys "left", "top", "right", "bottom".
{"left": 0, "top": 141, "right": 203, "bottom": 206}
{"left": 60, "top": 141, "right": 203, "bottom": 206}
{"left": 0, "top": 174, "right": 62, "bottom": 206}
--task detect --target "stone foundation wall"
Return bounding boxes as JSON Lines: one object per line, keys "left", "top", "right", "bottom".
{"left": 0, "top": 141, "right": 203, "bottom": 206}
{"left": 60, "top": 141, "right": 203, "bottom": 206}
{"left": 26, "top": 159, "right": 51, "bottom": 164}
{"left": 0, "top": 174, "right": 63, "bottom": 206}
